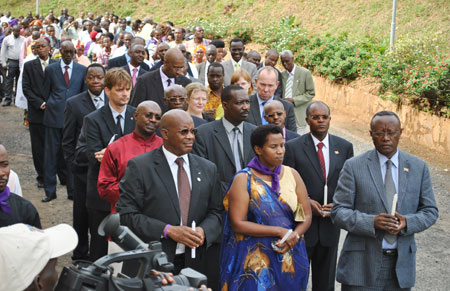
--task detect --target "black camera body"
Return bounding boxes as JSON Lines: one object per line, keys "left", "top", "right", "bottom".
{"left": 55, "top": 214, "right": 207, "bottom": 291}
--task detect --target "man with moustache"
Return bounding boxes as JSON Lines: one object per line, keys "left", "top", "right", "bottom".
{"left": 117, "top": 109, "right": 222, "bottom": 275}
{"left": 98, "top": 101, "right": 163, "bottom": 213}
{"left": 263, "top": 100, "right": 299, "bottom": 142}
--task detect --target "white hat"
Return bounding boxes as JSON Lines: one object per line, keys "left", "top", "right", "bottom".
{"left": 0, "top": 223, "right": 78, "bottom": 291}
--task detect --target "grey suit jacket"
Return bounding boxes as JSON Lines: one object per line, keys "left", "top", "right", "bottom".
{"left": 222, "top": 59, "right": 257, "bottom": 86}
{"left": 331, "top": 149, "right": 438, "bottom": 288}
{"left": 193, "top": 119, "right": 256, "bottom": 194}
{"left": 281, "top": 66, "right": 315, "bottom": 126}
{"left": 196, "top": 61, "right": 208, "bottom": 85}
{"left": 117, "top": 148, "right": 222, "bottom": 270}
{"left": 246, "top": 93, "right": 297, "bottom": 132}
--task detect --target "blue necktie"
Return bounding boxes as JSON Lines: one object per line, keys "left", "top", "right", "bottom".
{"left": 261, "top": 101, "right": 268, "bottom": 125}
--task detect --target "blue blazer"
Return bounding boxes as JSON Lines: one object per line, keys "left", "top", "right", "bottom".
{"left": 43, "top": 60, "right": 87, "bottom": 128}
{"left": 331, "top": 149, "right": 438, "bottom": 288}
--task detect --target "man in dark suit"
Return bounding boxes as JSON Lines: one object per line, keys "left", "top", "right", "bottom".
{"left": 117, "top": 109, "right": 222, "bottom": 275}
{"left": 246, "top": 66, "right": 297, "bottom": 131}
{"left": 331, "top": 111, "right": 438, "bottom": 290}
{"left": 284, "top": 101, "right": 353, "bottom": 291}
{"left": 107, "top": 35, "right": 145, "bottom": 69}
{"left": 148, "top": 42, "right": 170, "bottom": 72}
{"left": 83, "top": 67, "right": 136, "bottom": 261}
{"left": 42, "top": 40, "right": 87, "bottom": 202}
{"left": 62, "top": 63, "right": 107, "bottom": 261}
{"left": 193, "top": 85, "right": 256, "bottom": 289}
{"left": 121, "top": 43, "right": 149, "bottom": 89}
{"left": 222, "top": 37, "right": 257, "bottom": 86}
{"left": 263, "top": 100, "right": 299, "bottom": 142}
{"left": 130, "top": 48, "right": 191, "bottom": 112}
{"left": 257, "top": 49, "right": 283, "bottom": 99}
{"left": 22, "top": 38, "right": 52, "bottom": 188}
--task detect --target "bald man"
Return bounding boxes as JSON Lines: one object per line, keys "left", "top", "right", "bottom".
{"left": 130, "top": 48, "right": 191, "bottom": 111}
{"left": 264, "top": 100, "right": 299, "bottom": 142}
{"left": 117, "top": 109, "right": 222, "bottom": 275}
{"left": 98, "top": 101, "right": 163, "bottom": 213}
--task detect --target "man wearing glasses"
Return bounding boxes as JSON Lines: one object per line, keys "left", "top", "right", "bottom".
{"left": 263, "top": 100, "right": 299, "bottom": 142}
{"left": 332, "top": 111, "right": 438, "bottom": 290}
{"left": 117, "top": 109, "right": 222, "bottom": 276}
{"left": 130, "top": 48, "right": 191, "bottom": 112}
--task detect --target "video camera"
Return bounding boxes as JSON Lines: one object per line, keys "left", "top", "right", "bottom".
{"left": 55, "top": 214, "right": 207, "bottom": 291}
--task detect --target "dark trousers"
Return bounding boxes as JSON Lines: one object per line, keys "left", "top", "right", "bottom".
{"left": 87, "top": 207, "right": 109, "bottom": 262}
{"left": 4, "top": 59, "right": 19, "bottom": 101}
{"left": 29, "top": 122, "right": 46, "bottom": 184}
{"left": 44, "top": 127, "right": 73, "bottom": 198}
{"left": 205, "top": 242, "right": 221, "bottom": 291}
{"left": 72, "top": 172, "right": 90, "bottom": 260}
{"left": 307, "top": 244, "right": 338, "bottom": 291}
{"left": 342, "top": 254, "right": 410, "bottom": 291}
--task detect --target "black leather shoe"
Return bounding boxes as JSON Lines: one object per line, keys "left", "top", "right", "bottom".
{"left": 41, "top": 196, "right": 56, "bottom": 202}
{"left": 2, "top": 100, "right": 11, "bottom": 106}
{"left": 37, "top": 181, "right": 45, "bottom": 188}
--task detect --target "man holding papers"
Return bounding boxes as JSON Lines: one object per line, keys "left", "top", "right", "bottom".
{"left": 331, "top": 111, "right": 438, "bottom": 290}
{"left": 284, "top": 101, "right": 353, "bottom": 291}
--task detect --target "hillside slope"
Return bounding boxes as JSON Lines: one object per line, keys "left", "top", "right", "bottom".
{"left": 3, "top": 0, "right": 449, "bottom": 42}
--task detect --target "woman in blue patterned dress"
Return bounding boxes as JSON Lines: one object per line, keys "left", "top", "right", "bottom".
{"left": 220, "top": 124, "right": 312, "bottom": 290}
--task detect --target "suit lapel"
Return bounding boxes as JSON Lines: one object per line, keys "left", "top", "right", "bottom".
{"left": 213, "top": 121, "right": 236, "bottom": 167}
{"left": 188, "top": 154, "right": 203, "bottom": 222}
{"left": 57, "top": 60, "right": 68, "bottom": 88}
{"left": 397, "top": 151, "right": 409, "bottom": 212}
{"left": 154, "top": 149, "right": 181, "bottom": 220}
{"left": 82, "top": 91, "right": 96, "bottom": 112}
{"left": 101, "top": 104, "right": 119, "bottom": 135}
{"left": 250, "top": 95, "right": 261, "bottom": 125}
{"left": 153, "top": 72, "right": 165, "bottom": 109}
{"left": 303, "top": 135, "right": 325, "bottom": 182}
{"left": 328, "top": 135, "right": 338, "bottom": 181}
{"left": 124, "top": 106, "right": 135, "bottom": 135}
{"left": 243, "top": 122, "right": 254, "bottom": 163}
{"left": 367, "top": 149, "right": 389, "bottom": 212}
{"left": 33, "top": 59, "right": 45, "bottom": 79}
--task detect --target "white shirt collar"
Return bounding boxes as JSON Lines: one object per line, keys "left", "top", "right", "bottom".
{"left": 88, "top": 89, "right": 105, "bottom": 100}
{"left": 109, "top": 103, "right": 126, "bottom": 118}
{"left": 60, "top": 60, "right": 73, "bottom": 70}
{"left": 231, "top": 58, "right": 243, "bottom": 67}
{"left": 256, "top": 93, "right": 273, "bottom": 106}
{"left": 377, "top": 150, "right": 399, "bottom": 169}
{"left": 222, "top": 117, "right": 243, "bottom": 134}
{"left": 311, "top": 133, "right": 329, "bottom": 150}
{"left": 160, "top": 66, "right": 174, "bottom": 86}
{"left": 128, "top": 62, "right": 140, "bottom": 72}
{"left": 288, "top": 64, "right": 296, "bottom": 75}
{"left": 161, "top": 145, "right": 190, "bottom": 167}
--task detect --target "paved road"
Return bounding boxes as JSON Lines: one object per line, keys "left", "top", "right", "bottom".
{"left": 1, "top": 106, "right": 449, "bottom": 290}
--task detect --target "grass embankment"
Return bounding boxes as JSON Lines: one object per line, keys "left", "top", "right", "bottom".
{"left": 3, "top": 0, "right": 450, "bottom": 115}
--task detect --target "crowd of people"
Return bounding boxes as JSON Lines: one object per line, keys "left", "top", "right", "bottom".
{"left": 0, "top": 8, "right": 440, "bottom": 291}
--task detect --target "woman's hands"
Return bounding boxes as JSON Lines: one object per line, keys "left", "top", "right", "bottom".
{"left": 274, "top": 227, "right": 300, "bottom": 254}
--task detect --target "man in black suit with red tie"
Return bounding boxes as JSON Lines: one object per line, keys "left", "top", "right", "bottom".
{"left": 130, "top": 48, "right": 191, "bottom": 112}
{"left": 63, "top": 63, "right": 107, "bottom": 261}
{"left": 22, "top": 38, "right": 53, "bottom": 188}
{"left": 284, "top": 101, "right": 354, "bottom": 291}
{"left": 83, "top": 68, "right": 136, "bottom": 261}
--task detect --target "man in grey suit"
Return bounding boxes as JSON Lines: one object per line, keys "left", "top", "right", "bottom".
{"left": 197, "top": 44, "right": 216, "bottom": 86}
{"left": 246, "top": 66, "right": 297, "bottom": 132}
{"left": 281, "top": 50, "right": 315, "bottom": 135}
{"left": 193, "top": 85, "right": 256, "bottom": 289}
{"left": 222, "top": 37, "right": 257, "bottom": 86}
{"left": 331, "top": 111, "right": 438, "bottom": 290}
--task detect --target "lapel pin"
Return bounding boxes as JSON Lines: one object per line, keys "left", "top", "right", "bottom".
{"left": 130, "top": 117, "right": 134, "bottom": 120}
{"left": 197, "top": 177, "right": 201, "bottom": 182}
{"left": 335, "top": 151, "right": 339, "bottom": 155}
{"left": 198, "top": 172, "right": 201, "bottom": 175}
{"left": 404, "top": 168, "right": 409, "bottom": 172}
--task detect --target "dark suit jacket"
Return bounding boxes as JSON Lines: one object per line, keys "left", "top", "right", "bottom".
{"left": 246, "top": 94, "right": 297, "bottom": 132}
{"left": 192, "top": 115, "right": 207, "bottom": 128}
{"left": 193, "top": 119, "right": 256, "bottom": 194}
{"left": 22, "top": 58, "right": 54, "bottom": 124}
{"left": 130, "top": 69, "right": 192, "bottom": 112}
{"left": 149, "top": 60, "right": 162, "bottom": 72}
{"left": 285, "top": 128, "right": 300, "bottom": 141}
{"left": 43, "top": 60, "right": 87, "bottom": 128}
{"left": 62, "top": 91, "right": 108, "bottom": 171}
{"left": 121, "top": 63, "right": 150, "bottom": 76}
{"left": 257, "top": 63, "right": 283, "bottom": 99}
{"left": 117, "top": 148, "right": 222, "bottom": 270}
{"left": 84, "top": 104, "right": 136, "bottom": 211}
{"left": 284, "top": 133, "right": 353, "bottom": 247}
{"left": 107, "top": 55, "right": 127, "bottom": 69}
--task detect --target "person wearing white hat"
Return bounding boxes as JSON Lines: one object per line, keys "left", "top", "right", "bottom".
{"left": 0, "top": 223, "right": 78, "bottom": 291}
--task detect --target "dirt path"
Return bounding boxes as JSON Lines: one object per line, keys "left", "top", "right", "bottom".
{"left": 1, "top": 105, "right": 449, "bottom": 289}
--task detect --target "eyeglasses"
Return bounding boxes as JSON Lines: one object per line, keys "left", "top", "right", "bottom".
{"left": 266, "top": 112, "right": 284, "bottom": 118}
{"left": 310, "top": 115, "right": 330, "bottom": 120}
{"left": 167, "top": 97, "right": 186, "bottom": 103}
{"left": 177, "top": 128, "right": 197, "bottom": 136}
{"left": 145, "top": 112, "right": 161, "bottom": 120}
{"left": 372, "top": 131, "right": 400, "bottom": 138}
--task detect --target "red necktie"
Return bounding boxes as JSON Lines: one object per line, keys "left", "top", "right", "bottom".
{"left": 175, "top": 158, "right": 191, "bottom": 226}
{"left": 64, "top": 65, "right": 70, "bottom": 85}
{"left": 317, "top": 142, "right": 326, "bottom": 181}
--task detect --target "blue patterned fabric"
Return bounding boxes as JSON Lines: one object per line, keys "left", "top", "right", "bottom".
{"left": 219, "top": 168, "right": 309, "bottom": 290}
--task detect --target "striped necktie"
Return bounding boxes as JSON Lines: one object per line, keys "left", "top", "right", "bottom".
{"left": 285, "top": 74, "right": 294, "bottom": 99}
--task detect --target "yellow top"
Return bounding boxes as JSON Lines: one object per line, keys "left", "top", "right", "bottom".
{"left": 265, "top": 166, "right": 297, "bottom": 212}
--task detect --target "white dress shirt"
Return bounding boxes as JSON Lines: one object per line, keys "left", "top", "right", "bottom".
{"left": 0, "top": 35, "right": 24, "bottom": 65}
{"left": 162, "top": 145, "right": 192, "bottom": 254}
{"left": 311, "top": 133, "right": 330, "bottom": 179}
{"left": 160, "top": 66, "right": 175, "bottom": 90}
{"left": 109, "top": 103, "right": 126, "bottom": 133}
{"left": 60, "top": 60, "right": 73, "bottom": 80}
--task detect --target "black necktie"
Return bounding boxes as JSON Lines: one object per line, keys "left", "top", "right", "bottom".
{"left": 167, "top": 79, "right": 172, "bottom": 87}
{"left": 116, "top": 115, "right": 123, "bottom": 137}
